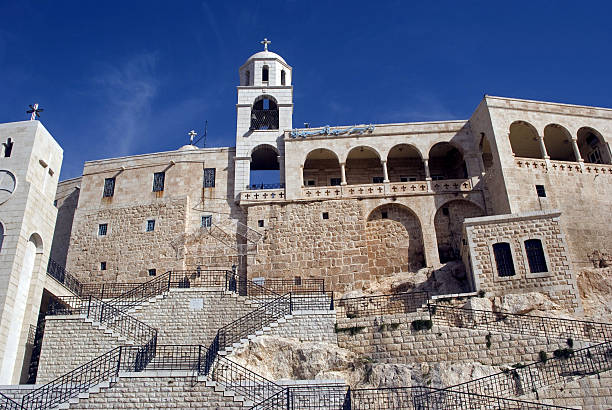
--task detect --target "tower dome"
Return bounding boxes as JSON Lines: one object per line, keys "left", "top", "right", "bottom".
{"left": 239, "top": 38, "right": 292, "bottom": 87}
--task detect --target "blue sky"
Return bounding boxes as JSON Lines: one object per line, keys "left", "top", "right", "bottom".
{"left": 1, "top": 1, "right": 611, "bottom": 180}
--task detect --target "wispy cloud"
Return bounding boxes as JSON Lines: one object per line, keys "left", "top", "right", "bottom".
{"left": 382, "top": 93, "right": 458, "bottom": 123}
{"left": 93, "top": 52, "right": 159, "bottom": 156}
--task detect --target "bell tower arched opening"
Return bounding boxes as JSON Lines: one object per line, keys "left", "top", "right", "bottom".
{"left": 249, "top": 144, "right": 281, "bottom": 189}
{"left": 250, "top": 95, "right": 279, "bottom": 131}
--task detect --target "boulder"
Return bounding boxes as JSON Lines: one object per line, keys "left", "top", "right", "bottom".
{"left": 494, "top": 292, "right": 560, "bottom": 315}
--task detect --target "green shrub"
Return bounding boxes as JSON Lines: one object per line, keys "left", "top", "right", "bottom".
{"left": 538, "top": 351, "right": 548, "bottom": 363}
{"left": 553, "top": 348, "right": 574, "bottom": 360}
{"left": 335, "top": 324, "right": 365, "bottom": 336}
{"left": 411, "top": 319, "right": 433, "bottom": 331}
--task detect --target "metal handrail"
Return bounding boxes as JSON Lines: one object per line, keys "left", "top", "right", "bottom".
{"left": 336, "top": 291, "right": 430, "bottom": 319}
{"left": 255, "top": 278, "right": 325, "bottom": 293}
{"left": 0, "top": 392, "right": 22, "bottom": 410}
{"left": 46, "top": 258, "right": 84, "bottom": 296}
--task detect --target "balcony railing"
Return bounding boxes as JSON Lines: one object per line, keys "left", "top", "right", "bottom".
{"left": 240, "top": 188, "right": 285, "bottom": 203}
{"left": 515, "top": 157, "right": 612, "bottom": 175}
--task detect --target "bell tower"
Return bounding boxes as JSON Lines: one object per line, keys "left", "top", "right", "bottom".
{"left": 234, "top": 39, "right": 293, "bottom": 199}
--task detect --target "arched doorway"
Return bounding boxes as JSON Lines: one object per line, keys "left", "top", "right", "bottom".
{"left": 544, "top": 124, "right": 575, "bottom": 162}
{"left": 345, "top": 146, "right": 383, "bottom": 185}
{"left": 387, "top": 144, "right": 425, "bottom": 182}
{"left": 249, "top": 144, "right": 281, "bottom": 189}
{"left": 509, "top": 121, "right": 541, "bottom": 158}
{"left": 434, "top": 200, "right": 484, "bottom": 263}
{"left": 428, "top": 142, "right": 467, "bottom": 180}
{"left": 366, "top": 204, "right": 425, "bottom": 279}
{"left": 0, "top": 233, "right": 42, "bottom": 383}
{"left": 577, "top": 127, "right": 611, "bottom": 164}
{"left": 303, "top": 148, "right": 342, "bottom": 187}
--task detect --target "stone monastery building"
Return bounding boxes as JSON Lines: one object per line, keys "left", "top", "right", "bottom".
{"left": 0, "top": 42, "right": 611, "bottom": 408}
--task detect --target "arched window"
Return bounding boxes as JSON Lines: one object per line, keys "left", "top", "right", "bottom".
{"left": 428, "top": 142, "right": 467, "bottom": 180}
{"left": 492, "top": 242, "right": 515, "bottom": 277}
{"left": 577, "top": 127, "right": 611, "bottom": 164}
{"left": 250, "top": 96, "right": 279, "bottom": 130}
{"left": 509, "top": 121, "right": 541, "bottom": 159}
{"left": 281, "top": 70, "right": 286, "bottom": 86}
{"left": 262, "top": 66, "right": 269, "bottom": 83}
{"left": 524, "top": 239, "right": 547, "bottom": 273}
{"left": 245, "top": 70, "right": 250, "bottom": 86}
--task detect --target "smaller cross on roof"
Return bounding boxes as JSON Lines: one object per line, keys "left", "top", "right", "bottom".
{"left": 260, "top": 38, "right": 271, "bottom": 51}
{"left": 26, "top": 103, "right": 44, "bottom": 121}
{"left": 188, "top": 130, "right": 197, "bottom": 144}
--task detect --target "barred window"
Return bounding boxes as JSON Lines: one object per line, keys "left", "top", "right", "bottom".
{"left": 201, "top": 215, "right": 212, "bottom": 228}
{"left": 148, "top": 269, "right": 157, "bottom": 276}
{"left": 103, "top": 178, "right": 115, "bottom": 197}
{"left": 146, "top": 220, "right": 155, "bottom": 232}
{"left": 525, "top": 239, "right": 548, "bottom": 273}
{"left": 493, "top": 242, "right": 515, "bottom": 277}
{"left": 203, "top": 168, "right": 216, "bottom": 188}
{"left": 153, "top": 172, "right": 165, "bottom": 192}
{"left": 98, "top": 223, "right": 108, "bottom": 236}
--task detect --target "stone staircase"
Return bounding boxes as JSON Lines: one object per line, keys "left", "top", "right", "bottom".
{"left": 219, "top": 313, "right": 295, "bottom": 357}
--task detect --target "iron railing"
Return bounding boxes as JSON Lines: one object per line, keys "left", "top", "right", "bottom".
{"left": 246, "top": 183, "right": 286, "bottom": 190}
{"left": 0, "top": 392, "right": 22, "bottom": 410}
{"left": 444, "top": 340, "right": 612, "bottom": 400}
{"left": 46, "top": 258, "right": 84, "bottom": 296}
{"left": 336, "top": 291, "right": 430, "bottom": 319}
{"left": 80, "top": 282, "right": 143, "bottom": 299}
{"left": 291, "top": 291, "right": 335, "bottom": 311}
{"left": 256, "top": 278, "right": 325, "bottom": 293}
{"left": 431, "top": 304, "right": 612, "bottom": 342}
{"left": 47, "top": 295, "right": 157, "bottom": 346}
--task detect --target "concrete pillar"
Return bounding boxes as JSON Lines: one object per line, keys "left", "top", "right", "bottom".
{"left": 340, "top": 162, "right": 347, "bottom": 186}
{"left": 277, "top": 155, "right": 285, "bottom": 185}
{"left": 423, "top": 158, "right": 432, "bottom": 192}
{"left": 299, "top": 165, "right": 304, "bottom": 187}
{"left": 570, "top": 137, "right": 585, "bottom": 171}
{"left": 381, "top": 160, "right": 389, "bottom": 183}
{"left": 538, "top": 135, "right": 549, "bottom": 159}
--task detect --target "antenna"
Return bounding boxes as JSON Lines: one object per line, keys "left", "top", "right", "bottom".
{"left": 193, "top": 120, "right": 208, "bottom": 148}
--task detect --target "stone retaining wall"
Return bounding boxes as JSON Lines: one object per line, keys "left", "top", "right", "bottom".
{"left": 69, "top": 375, "right": 242, "bottom": 409}
{"left": 336, "top": 312, "right": 583, "bottom": 367}
{"left": 37, "top": 316, "right": 123, "bottom": 383}
{"left": 524, "top": 370, "right": 612, "bottom": 409}
{"left": 265, "top": 310, "right": 337, "bottom": 344}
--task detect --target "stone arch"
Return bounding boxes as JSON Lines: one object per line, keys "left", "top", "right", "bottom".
{"left": 428, "top": 142, "right": 467, "bottom": 180}
{"left": 366, "top": 203, "right": 425, "bottom": 278}
{"left": 303, "top": 148, "right": 342, "bottom": 187}
{"left": 543, "top": 124, "right": 575, "bottom": 162}
{"left": 577, "top": 127, "right": 611, "bottom": 164}
{"left": 509, "top": 121, "right": 541, "bottom": 158}
{"left": 345, "top": 146, "right": 383, "bottom": 185}
{"left": 434, "top": 199, "right": 484, "bottom": 263}
{"left": 248, "top": 144, "right": 281, "bottom": 189}
{"left": 250, "top": 95, "right": 278, "bottom": 130}
{"left": 387, "top": 144, "right": 426, "bottom": 182}
{"left": 28, "top": 232, "right": 43, "bottom": 253}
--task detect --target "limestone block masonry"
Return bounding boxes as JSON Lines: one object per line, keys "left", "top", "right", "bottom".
{"left": 524, "top": 371, "right": 612, "bottom": 409}
{"left": 463, "top": 210, "right": 582, "bottom": 312}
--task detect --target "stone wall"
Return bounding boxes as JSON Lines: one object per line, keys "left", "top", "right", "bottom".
{"left": 69, "top": 375, "right": 242, "bottom": 409}
{"left": 264, "top": 310, "right": 337, "bottom": 344}
{"left": 336, "top": 312, "right": 581, "bottom": 367}
{"left": 524, "top": 371, "right": 612, "bottom": 409}
{"left": 49, "top": 177, "right": 81, "bottom": 267}
{"left": 130, "top": 289, "right": 254, "bottom": 346}
{"left": 67, "top": 198, "right": 188, "bottom": 282}
{"left": 463, "top": 211, "right": 582, "bottom": 312}
{"left": 37, "top": 316, "right": 123, "bottom": 383}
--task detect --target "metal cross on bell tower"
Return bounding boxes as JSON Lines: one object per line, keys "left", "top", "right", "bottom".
{"left": 260, "top": 38, "right": 271, "bottom": 51}
{"left": 188, "top": 130, "right": 197, "bottom": 144}
{"left": 26, "top": 103, "right": 44, "bottom": 121}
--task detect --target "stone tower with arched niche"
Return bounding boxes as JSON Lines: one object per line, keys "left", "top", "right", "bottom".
{"left": 234, "top": 39, "right": 293, "bottom": 199}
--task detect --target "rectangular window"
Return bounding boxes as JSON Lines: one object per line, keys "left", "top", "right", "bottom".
{"left": 103, "top": 178, "right": 115, "bottom": 197}
{"left": 330, "top": 178, "right": 342, "bottom": 186}
{"left": 525, "top": 239, "right": 548, "bottom": 273}
{"left": 153, "top": 172, "right": 165, "bottom": 192}
{"left": 258, "top": 219, "right": 264, "bottom": 228}
{"left": 322, "top": 212, "right": 329, "bottom": 220}
{"left": 294, "top": 276, "right": 302, "bottom": 286}
{"left": 400, "top": 176, "right": 417, "bottom": 182}
{"left": 146, "top": 219, "right": 155, "bottom": 232}
{"left": 306, "top": 180, "right": 316, "bottom": 186}
{"left": 493, "top": 242, "right": 515, "bottom": 277}
{"left": 535, "top": 185, "right": 546, "bottom": 197}
{"left": 381, "top": 211, "right": 388, "bottom": 219}
{"left": 148, "top": 269, "right": 157, "bottom": 277}
{"left": 98, "top": 223, "right": 108, "bottom": 236}
{"left": 203, "top": 168, "right": 216, "bottom": 188}
{"left": 431, "top": 175, "right": 445, "bottom": 181}
{"left": 100, "top": 262, "right": 107, "bottom": 271}
{"left": 201, "top": 215, "right": 212, "bottom": 228}
{"left": 372, "top": 176, "right": 384, "bottom": 183}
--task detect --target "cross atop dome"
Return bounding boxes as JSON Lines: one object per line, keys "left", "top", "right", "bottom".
{"left": 260, "top": 38, "right": 271, "bottom": 51}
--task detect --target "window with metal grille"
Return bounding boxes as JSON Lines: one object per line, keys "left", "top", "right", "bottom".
{"left": 525, "top": 239, "right": 548, "bottom": 273}
{"left": 146, "top": 220, "right": 155, "bottom": 232}
{"left": 294, "top": 276, "right": 302, "bottom": 285}
{"left": 148, "top": 269, "right": 157, "bottom": 276}
{"left": 330, "top": 178, "right": 341, "bottom": 186}
{"left": 103, "top": 178, "right": 115, "bottom": 197}
{"left": 203, "top": 168, "right": 216, "bottom": 188}
{"left": 201, "top": 215, "right": 212, "bottom": 228}
{"left": 373, "top": 176, "right": 384, "bottom": 183}
{"left": 100, "top": 262, "right": 107, "bottom": 271}
{"left": 153, "top": 172, "right": 165, "bottom": 192}
{"left": 493, "top": 242, "right": 515, "bottom": 277}
{"left": 535, "top": 185, "right": 546, "bottom": 197}
{"left": 98, "top": 223, "right": 108, "bottom": 236}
